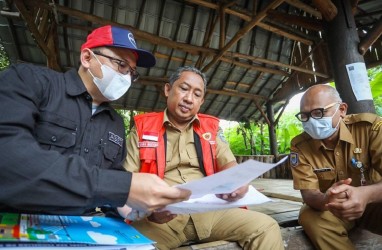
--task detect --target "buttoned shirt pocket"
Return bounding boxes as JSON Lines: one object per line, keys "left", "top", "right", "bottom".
{"left": 315, "top": 170, "right": 336, "bottom": 193}
{"left": 35, "top": 111, "right": 77, "bottom": 151}
{"left": 102, "top": 141, "right": 122, "bottom": 168}
{"left": 186, "top": 142, "right": 199, "bottom": 167}
{"left": 166, "top": 141, "right": 173, "bottom": 163}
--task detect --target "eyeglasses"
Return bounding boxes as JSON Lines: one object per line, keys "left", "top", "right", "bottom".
{"left": 295, "top": 102, "right": 340, "bottom": 122}
{"left": 93, "top": 51, "right": 139, "bottom": 82}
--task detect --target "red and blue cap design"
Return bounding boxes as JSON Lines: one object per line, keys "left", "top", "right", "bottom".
{"left": 81, "top": 25, "right": 156, "bottom": 68}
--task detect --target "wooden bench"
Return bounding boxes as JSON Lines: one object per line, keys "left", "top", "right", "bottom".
{"left": 174, "top": 179, "right": 382, "bottom": 249}
{"left": 174, "top": 226, "right": 382, "bottom": 250}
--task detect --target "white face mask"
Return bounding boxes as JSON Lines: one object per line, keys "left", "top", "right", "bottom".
{"left": 88, "top": 52, "right": 132, "bottom": 101}
{"left": 302, "top": 106, "right": 340, "bottom": 139}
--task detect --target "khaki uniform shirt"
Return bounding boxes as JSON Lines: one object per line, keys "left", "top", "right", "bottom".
{"left": 290, "top": 113, "right": 382, "bottom": 193}
{"left": 124, "top": 111, "right": 236, "bottom": 239}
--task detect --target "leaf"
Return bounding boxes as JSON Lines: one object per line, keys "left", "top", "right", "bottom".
{"left": 370, "top": 70, "right": 382, "bottom": 98}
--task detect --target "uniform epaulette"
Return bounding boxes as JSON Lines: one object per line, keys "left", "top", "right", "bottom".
{"left": 372, "top": 120, "right": 382, "bottom": 131}
{"left": 343, "top": 113, "right": 378, "bottom": 125}
{"left": 343, "top": 113, "right": 382, "bottom": 131}
{"left": 291, "top": 132, "right": 310, "bottom": 146}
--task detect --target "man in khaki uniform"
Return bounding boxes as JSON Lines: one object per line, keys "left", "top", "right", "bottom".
{"left": 290, "top": 84, "right": 382, "bottom": 249}
{"left": 122, "top": 66, "right": 284, "bottom": 250}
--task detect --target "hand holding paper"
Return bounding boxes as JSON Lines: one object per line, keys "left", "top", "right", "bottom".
{"left": 176, "top": 156, "right": 288, "bottom": 199}
{"left": 163, "top": 157, "right": 288, "bottom": 214}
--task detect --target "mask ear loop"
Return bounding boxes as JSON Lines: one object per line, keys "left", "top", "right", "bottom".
{"left": 87, "top": 49, "right": 104, "bottom": 80}
{"left": 89, "top": 49, "right": 103, "bottom": 66}
{"left": 332, "top": 104, "right": 341, "bottom": 129}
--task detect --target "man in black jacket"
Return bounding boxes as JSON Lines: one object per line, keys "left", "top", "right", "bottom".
{"left": 0, "top": 25, "right": 190, "bottom": 215}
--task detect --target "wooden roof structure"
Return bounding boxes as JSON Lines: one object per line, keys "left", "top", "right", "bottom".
{"left": 0, "top": 0, "right": 382, "bottom": 123}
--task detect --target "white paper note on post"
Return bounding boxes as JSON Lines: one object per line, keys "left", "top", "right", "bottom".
{"left": 346, "top": 62, "right": 372, "bottom": 101}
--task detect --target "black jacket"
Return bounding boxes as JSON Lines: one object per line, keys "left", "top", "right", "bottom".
{"left": 0, "top": 63, "right": 131, "bottom": 214}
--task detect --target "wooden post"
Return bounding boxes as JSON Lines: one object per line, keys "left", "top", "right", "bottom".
{"left": 266, "top": 103, "right": 278, "bottom": 161}
{"left": 325, "top": 0, "right": 375, "bottom": 114}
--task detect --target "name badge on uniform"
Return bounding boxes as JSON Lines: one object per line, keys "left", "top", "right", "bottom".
{"left": 138, "top": 141, "right": 158, "bottom": 148}
{"left": 108, "top": 132, "right": 123, "bottom": 147}
{"left": 354, "top": 147, "right": 362, "bottom": 154}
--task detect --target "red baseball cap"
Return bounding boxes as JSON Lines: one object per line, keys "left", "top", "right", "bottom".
{"left": 81, "top": 25, "right": 156, "bottom": 68}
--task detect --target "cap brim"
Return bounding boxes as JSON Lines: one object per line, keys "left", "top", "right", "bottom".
{"left": 106, "top": 45, "right": 156, "bottom": 68}
{"left": 134, "top": 48, "right": 157, "bottom": 68}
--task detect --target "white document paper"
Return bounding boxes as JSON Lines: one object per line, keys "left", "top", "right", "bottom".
{"left": 345, "top": 62, "right": 372, "bottom": 101}
{"left": 176, "top": 156, "right": 288, "bottom": 199}
{"left": 164, "top": 185, "right": 272, "bottom": 214}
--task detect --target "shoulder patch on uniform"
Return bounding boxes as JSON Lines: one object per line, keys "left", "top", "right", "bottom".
{"left": 217, "top": 130, "right": 228, "bottom": 144}
{"left": 289, "top": 152, "right": 298, "bottom": 167}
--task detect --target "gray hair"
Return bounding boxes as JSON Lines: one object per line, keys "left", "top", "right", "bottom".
{"left": 168, "top": 66, "right": 207, "bottom": 93}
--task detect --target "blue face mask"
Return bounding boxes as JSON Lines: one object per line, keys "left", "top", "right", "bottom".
{"left": 302, "top": 106, "right": 340, "bottom": 139}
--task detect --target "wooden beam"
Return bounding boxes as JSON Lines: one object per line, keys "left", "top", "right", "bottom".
{"left": 359, "top": 17, "right": 382, "bottom": 55}
{"left": 196, "top": 8, "right": 218, "bottom": 68}
{"left": 284, "top": 0, "right": 322, "bottom": 19}
{"left": 253, "top": 100, "right": 271, "bottom": 125}
{"left": 207, "top": 88, "right": 268, "bottom": 101}
{"left": 355, "top": 9, "right": 382, "bottom": 19}
{"left": 137, "top": 76, "right": 269, "bottom": 101}
{"left": 202, "top": 0, "right": 285, "bottom": 72}
{"left": 312, "top": 0, "right": 337, "bottom": 21}
{"left": 219, "top": 1, "right": 238, "bottom": 49}
{"left": 186, "top": 0, "right": 314, "bottom": 45}
{"left": 14, "top": 0, "right": 61, "bottom": 71}
{"left": 271, "top": 41, "right": 326, "bottom": 102}
{"left": 26, "top": 1, "right": 212, "bottom": 54}
{"left": 231, "top": 51, "right": 329, "bottom": 78}
{"left": 154, "top": 52, "right": 193, "bottom": 64}
{"left": 219, "top": 3, "right": 225, "bottom": 49}
{"left": 24, "top": 1, "right": 328, "bottom": 78}
{"left": 257, "top": 21, "right": 313, "bottom": 46}
{"left": 351, "top": 0, "right": 359, "bottom": 14}
{"left": 220, "top": 57, "right": 289, "bottom": 77}
{"left": 267, "top": 10, "right": 323, "bottom": 32}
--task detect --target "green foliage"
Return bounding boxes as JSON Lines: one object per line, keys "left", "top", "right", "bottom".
{"left": 224, "top": 113, "right": 303, "bottom": 156}
{"left": 374, "top": 96, "right": 382, "bottom": 116}
{"left": 0, "top": 41, "right": 10, "bottom": 71}
{"left": 276, "top": 112, "right": 303, "bottom": 153}
{"left": 115, "top": 109, "right": 139, "bottom": 136}
{"left": 369, "top": 66, "right": 382, "bottom": 116}
{"left": 225, "top": 66, "right": 382, "bottom": 156}
{"left": 225, "top": 126, "right": 251, "bottom": 155}
{"left": 370, "top": 66, "right": 382, "bottom": 99}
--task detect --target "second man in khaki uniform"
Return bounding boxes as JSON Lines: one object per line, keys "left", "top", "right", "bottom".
{"left": 290, "top": 84, "right": 382, "bottom": 249}
{"left": 123, "top": 66, "right": 284, "bottom": 250}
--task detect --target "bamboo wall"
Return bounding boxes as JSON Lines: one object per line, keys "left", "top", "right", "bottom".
{"left": 235, "top": 154, "right": 292, "bottom": 179}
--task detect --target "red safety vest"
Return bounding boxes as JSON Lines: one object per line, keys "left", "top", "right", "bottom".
{"left": 134, "top": 112, "right": 219, "bottom": 179}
